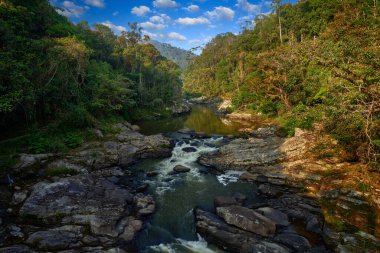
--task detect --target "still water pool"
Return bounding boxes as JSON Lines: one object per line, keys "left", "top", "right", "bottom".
{"left": 136, "top": 105, "right": 248, "bottom": 136}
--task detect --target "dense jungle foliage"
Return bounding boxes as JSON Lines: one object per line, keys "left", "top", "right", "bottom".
{"left": 184, "top": 0, "right": 380, "bottom": 165}
{"left": 0, "top": 0, "right": 181, "bottom": 132}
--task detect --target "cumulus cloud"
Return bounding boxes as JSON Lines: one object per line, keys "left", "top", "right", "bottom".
{"left": 140, "top": 21, "right": 167, "bottom": 30}
{"left": 131, "top": 5, "right": 151, "bottom": 16}
{"left": 112, "top": 11, "right": 119, "bottom": 16}
{"left": 149, "top": 14, "right": 171, "bottom": 24}
{"left": 101, "top": 21, "right": 126, "bottom": 33}
{"left": 168, "top": 32, "right": 187, "bottom": 41}
{"left": 206, "top": 6, "right": 235, "bottom": 20}
{"left": 143, "top": 31, "right": 166, "bottom": 40}
{"left": 84, "top": 0, "right": 104, "bottom": 8}
{"left": 183, "top": 4, "right": 200, "bottom": 13}
{"left": 56, "top": 1, "right": 88, "bottom": 18}
{"left": 236, "top": 0, "right": 261, "bottom": 13}
{"left": 175, "top": 17, "right": 210, "bottom": 25}
{"left": 153, "top": 0, "right": 178, "bottom": 9}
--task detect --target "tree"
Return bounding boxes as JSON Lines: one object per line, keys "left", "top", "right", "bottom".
{"left": 272, "top": 0, "right": 283, "bottom": 44}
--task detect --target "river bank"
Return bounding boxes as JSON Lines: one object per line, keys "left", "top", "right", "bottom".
{"left": 0, "top": 105, "right": 379, "bottom": 252}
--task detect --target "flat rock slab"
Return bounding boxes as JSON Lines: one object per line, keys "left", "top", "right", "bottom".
{"left": 19, "top": 175, "right": 138, "bottom": 238}
{"left": 26, "top": 225, "right": 83, "bottom": 251}
{"left": 216, "top": 205, "right": 276, "bottom": 237}
{"left": 256, "top": 207, "right": 290, "bottom": 227}
{"left": 195, "top": 208, "right": 289, "bottom": 253}
{"left": 0, "top": 246, "right": 37, "bottom": 253}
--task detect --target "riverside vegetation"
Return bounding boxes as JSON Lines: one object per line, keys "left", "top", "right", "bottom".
{"left": 0, "top": 0, "right": 380, "bottom": 252}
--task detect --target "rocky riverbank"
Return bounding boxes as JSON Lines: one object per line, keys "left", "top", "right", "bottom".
{"left": 197, "top": 126, "right": 380, "bottom": 252}
{"left": 0, "top": 122, "right": 173, "bottom": 253}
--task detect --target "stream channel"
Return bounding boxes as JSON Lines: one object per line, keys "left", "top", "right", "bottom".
{"left": 129, "top": 105, "right": 319, "bottom": 252}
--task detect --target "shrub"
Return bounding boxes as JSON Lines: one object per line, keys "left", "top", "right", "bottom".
{"left": 63, "top": 133, "right": 83, "bottom": 149}
{"left": 258, "top": 100, "right": 278, "bottom": 116}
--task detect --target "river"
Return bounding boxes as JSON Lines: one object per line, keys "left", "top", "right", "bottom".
{"left": 130, "top": 106, "right": 256, "bottom": 252}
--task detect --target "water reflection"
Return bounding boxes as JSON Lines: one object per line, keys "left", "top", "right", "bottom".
{"left": 137, "top": 105, "right": 246, "bottom": 136}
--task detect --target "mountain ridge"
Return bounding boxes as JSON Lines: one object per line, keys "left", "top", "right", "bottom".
{"left": 150, "top": 40, "right": 195, "bottom": 70}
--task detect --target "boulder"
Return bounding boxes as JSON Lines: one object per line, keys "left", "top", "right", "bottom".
{"left": 274, "top": 233, "right": 311, "bottom": 252}
{"left": 195, "top": 208, "right": 289, "bottom": 253}
{"left": 232, "top": 192, "right": 247, "bottom": 203}
{"left": 10, "top": 191, "right": 28, "bottom": 206}
{"left": 173, "top": 165, "right": 191, "bottom": 173}
{"left": 218, "top": 99, "right": 232, "bottom": 112}
{"left": 255, "top": 207, "right": 290, "bottom": 227}
{"left": 216, "top": 206, "right": 276, "bottom": 237}
{"left": 134, "top": 193, "right": 155, "bottom": 217}
{"left": 0, "top": 245, "right": 37, "bottom": 253}
{"left": 182, "top": 147, "right": 197, "bottom": 153}
{"left": 14, "top": 154, "right": 53, "bottom": 171}
{"left": 258, "top": 184, "right": 280, "bottom": 197}
{"left": 26, "top": 225, "right": 83, "bottom": 251}
{"left": 19, "top": 174, "right": 143, "bottom": 238}
{"left": 214, "top": 196, "right": 240, "bottom": 208}
{"left": 146, "top": 171, "right": 159, "bottom": 177}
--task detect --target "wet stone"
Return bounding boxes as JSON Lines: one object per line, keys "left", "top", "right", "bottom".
{"left": 214, "top": 196, "right": 240, "bottom": 208}
{"left": 146, "top": 171, "right": 158, "bottom": 177}
{"left": 182, "top": 147, "right": 197, "bottom": 153}
{"left": 255, "top": 207, "right": 290, "bottom": 227}
{"left": 274, "top": 232, "right": 311, "bottom": 252}
{"left": 258, "top": 183, "right": 280, "bottom": 197}
{"left": 173, "top": 165, "right": 191, "bottom": 173}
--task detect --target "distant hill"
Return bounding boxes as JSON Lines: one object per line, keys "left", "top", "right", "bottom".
{"left": 150, "top": 40, "right": 195, "bottom": 70}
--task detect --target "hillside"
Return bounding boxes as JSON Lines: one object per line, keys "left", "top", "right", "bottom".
{"left": 184, "top": 0, "right": 380, "bottom": 167}
{"left": 150, "top": 40, "right": 195, "bottom": 70}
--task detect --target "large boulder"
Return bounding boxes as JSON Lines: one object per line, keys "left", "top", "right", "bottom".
{"left": 255, "top": 207, "right": 290, "bottom": 227}
{"left": 0, "top": 245, "right": 37, "bottom": 253}
{"left": 26, "top": 225, "right": 83, "bottom": 251}
{"left": 194, "top": 208, "right": 289, "bottom": 253}
{"left": 216, "top": 206, "right": 276, "bottom": 237}
{"left": 19, "top": 174, "right": 147, "bottom": 240}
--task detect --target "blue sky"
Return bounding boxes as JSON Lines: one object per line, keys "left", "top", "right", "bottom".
{"left": 51, "top": 0, "right": 296, "bottom": 50}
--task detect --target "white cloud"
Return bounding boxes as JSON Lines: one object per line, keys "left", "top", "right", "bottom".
{"left": 153, "top": 0, "right": 178, "bottom": 8}
{"left": 236, "top": 0, "right": 261, "bottom": 13}
{"left": 143, "top": 31, "right": 166, "bottom": 40}
{"left": 149, "top": 14, "right": 171, "bottom": 24}
{"left": 56, "top": 1, "right": 87, "bottom": 18}
{"left": 168, "top": 32, "right": 187, "bottom": 41}
{"left": 184, "top": 4, "right": 200, "bottom": 13}
{"left": 175, "top": 17, "right": 210, "bottom": 25}
{"left": 206, "top": 6, "right": 235, "bottom": 20}
{"left": 84, "top": 0, "right": 104, "bottom": 8}
{"left": 189, "top": 39, "right": 202, "bottom": 44}
{"left": 131, "top": 5, "right": 151, "bottom": 16}
{"left": 112, "top": 11, "right": 119, "bottom": 16}
{"left": 140, "top": 21, "right": 167, "bottom": 30}
{"left": 101, "top": 21, "right": 126, "bottom": 33}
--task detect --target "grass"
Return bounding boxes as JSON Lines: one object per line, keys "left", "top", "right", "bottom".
{"left": 44, "top": 167, "right": 78, "bottom": 177}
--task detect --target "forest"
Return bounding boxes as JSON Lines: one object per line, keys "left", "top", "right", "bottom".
{"left": 0, "top": 0, "right": 380, "bottom": 252}
{"left": 0, "top": 0, "right": 183, "bottom": 158}
{"left": 0, "top": 0, "right": 181, "bottom": 131}
{"left": 183, "top": 0, "right": 380, "bottom": 167}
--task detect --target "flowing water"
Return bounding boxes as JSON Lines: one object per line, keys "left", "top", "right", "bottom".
{"left": 132, "top": 137, "right": 257, "bottom": 253}
{"left": 130, "top": 106, "right": 332, "bottom": 252}
{"left": 130, "top": 106, "right": 259, "bottom": 252}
